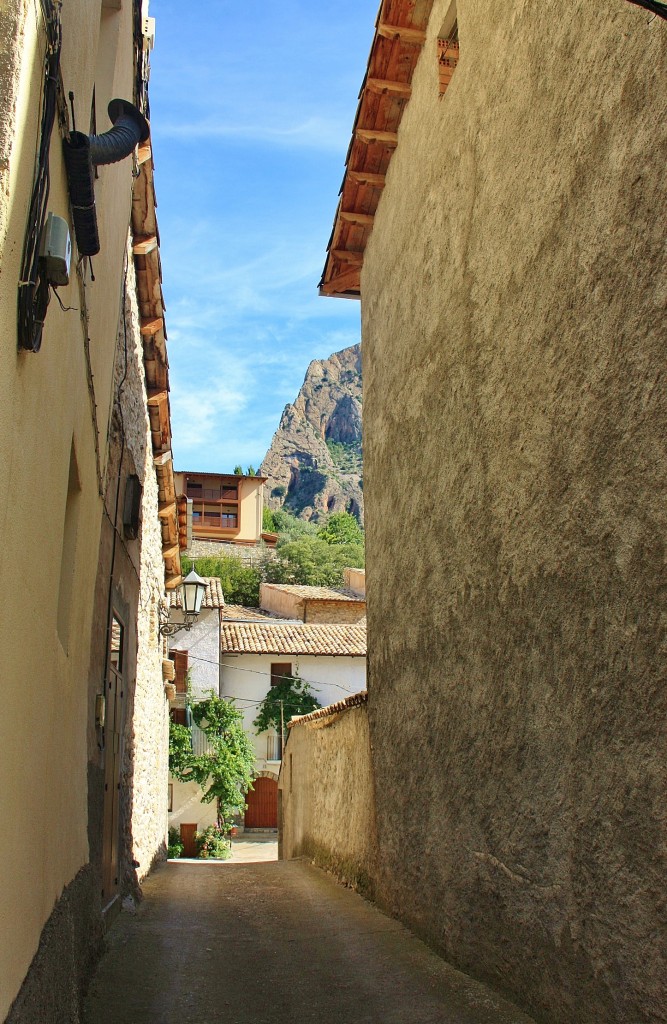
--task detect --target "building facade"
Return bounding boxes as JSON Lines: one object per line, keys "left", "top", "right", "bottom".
{"left": 321, "top": 2, "right": 667, "bottom": 1022}
{"left": 174, "top": 470, "right": 268, "bottom": 549}
{"left": 0, "top": 1, "right": 182, "bottom": 1018}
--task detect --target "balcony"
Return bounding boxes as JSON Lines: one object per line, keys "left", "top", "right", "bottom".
{"left": 187, "top": 484, "right": 239, "bottom": 502}
{"left": 191, "top": 501, "right": 239, "bottom": 534}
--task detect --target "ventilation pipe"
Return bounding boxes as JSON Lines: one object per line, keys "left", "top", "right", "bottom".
{"left": 63, "top": 99, "right": 150, "bottom": 257}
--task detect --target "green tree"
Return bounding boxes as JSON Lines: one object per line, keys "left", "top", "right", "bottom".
{"left": 253, "top": 676, "right": 321, "bottom": 743}
{"left": 264, "top": 536, "right": 364, "bottom": 587}
{"left": 182, "top": 554, "right": 262, "bottom": 606}
{"left": 233, "top": 465, "right": 243, "bottom": 475}
{"left": 246, "top": 464, "right": 256, "bottom": 476}
{"left": 317, "top": 510, "right": 364, "bottom": 546}
{"left": 169, "top": 693, "right": 255, "bottom": 826}
{"left": 266, "top": 507, "right": 318, "bottom": 541}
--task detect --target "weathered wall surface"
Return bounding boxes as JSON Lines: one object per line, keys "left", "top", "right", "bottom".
{"left": 117, "top": 254, "right": 170, "bottom": 894}
{"left": 303, "top": 600, "right": 366, "bottom": 625}
{"left": 361, "top": 3, "right": 667, "bottom": 1023}
{"left": 0, "top": 0, "right": 139, "bottom": 1017}
{"left": 280, "top": 696, "right": 376, "bottom": 894}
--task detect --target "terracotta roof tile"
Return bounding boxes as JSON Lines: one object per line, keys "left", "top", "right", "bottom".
{"left": 288, "top": 690, "right": 368, "bottom": 728}
{"left": 261, "top": 583, "right": 365, "bottom": 603}
{"left": 222, "top": 604, "right": 289, "bottom": 623}
{"left": 169, "top": 577, "right": 224, "bottom": 609}
{"left": 220, "top": 622, "right": 366, "bottom": 657}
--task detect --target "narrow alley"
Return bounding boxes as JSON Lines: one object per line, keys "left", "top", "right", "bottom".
{"left": 83, "top": 852, "right": 535, "bottom": 1024}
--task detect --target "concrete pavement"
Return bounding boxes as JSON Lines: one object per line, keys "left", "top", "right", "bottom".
{"left": 84, "top": 859, "right": 535, "bottom": 1024}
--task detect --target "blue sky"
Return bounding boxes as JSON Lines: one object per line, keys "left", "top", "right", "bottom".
{"left": 148, "top": 0, "right": 378, "bottom": 472}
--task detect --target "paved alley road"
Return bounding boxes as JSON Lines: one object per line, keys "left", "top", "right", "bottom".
{"left": 84, "top": 860, "right": 535, "bottom": 1024}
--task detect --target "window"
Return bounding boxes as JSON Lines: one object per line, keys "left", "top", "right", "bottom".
{"left": 437, "top": 4, "right": 459, "bottom": 98}
{"left": 270, "top": 663, "right": 293, "bottom": 687}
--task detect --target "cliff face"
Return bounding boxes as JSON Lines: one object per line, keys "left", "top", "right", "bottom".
{"left": 260, "top": 344, "right": 363, "bottom": 523}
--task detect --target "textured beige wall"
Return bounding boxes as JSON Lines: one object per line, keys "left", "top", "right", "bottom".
{"left": 260, "top": 584, "right": 304, "bottom": 619}
{"left": 361, "top": 2, "right": 667, "bottom": 1023}
{"left": 280, "top": 701, "right": 377, "bottom": 894}
{"left": 303, "top": 600, "right": 366, "bottom": 624}
{"left": 0, "top": 0, "right": 139, "bottom": 1015}
{"left": 238, "top": 477, "right": 265, "bottom": 543}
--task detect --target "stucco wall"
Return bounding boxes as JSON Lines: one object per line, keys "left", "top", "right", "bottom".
{"left": 0, "top": 0, "right": 139, "bottom": 1017}
{"left": 279, "top": 697, "right": 376, "bottom": 894}
{"left": 167, "top": 607, "right": 221, "bottom": 832}
{"left": 220, "top": 654, "right": 367, "bottom": 771}
{"left": 361, "top": 3, "right": 667, "bottom": 1023}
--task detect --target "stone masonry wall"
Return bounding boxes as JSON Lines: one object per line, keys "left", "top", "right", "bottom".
{"left": 303, "top": 600, "right": 366, "bottom": 625}
{"left": 361, "top": 3, "right": 667, "bottom": 1023}
{"left": 279, "top": 696, "right": 377, "bottom": 895}
{"left": 119, "top": 250, "right": 169, "bottom": 892}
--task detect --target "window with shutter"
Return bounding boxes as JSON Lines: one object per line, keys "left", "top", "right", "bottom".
{"left": 270, "top": 662, "right": 293, "bottom": 687}
{"left": 173, "top": 649, "right": 188, "bottom": 693}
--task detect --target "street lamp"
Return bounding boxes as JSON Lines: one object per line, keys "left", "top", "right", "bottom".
{"left": 159, "top": 568, "right": 207, "bottom": 637}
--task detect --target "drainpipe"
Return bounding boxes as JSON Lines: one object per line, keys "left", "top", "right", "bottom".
{"left": 63, "top": 99, "right": 149, "bottom": 257}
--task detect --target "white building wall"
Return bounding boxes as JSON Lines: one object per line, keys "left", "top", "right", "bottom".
{"left": 168, "top": 607, "right": 220, "bottom": 836}
{"left": 220, "top": 653, "right": 367, "bottom": 773}
{"left": 169, "top": 607, "right": 220, "bottom": 699}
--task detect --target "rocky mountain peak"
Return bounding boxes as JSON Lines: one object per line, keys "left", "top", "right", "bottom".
{"left": 260, "top": 344, "right": 363, "bottom": 523}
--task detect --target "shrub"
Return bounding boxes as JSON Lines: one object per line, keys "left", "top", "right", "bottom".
{"left": 167, "top": 826, "right": 183, "bottom": 859}
{"left": 195, "top": 824, "right": 231, "bottom": 860}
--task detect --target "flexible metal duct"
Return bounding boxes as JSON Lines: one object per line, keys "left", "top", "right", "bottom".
{"left": 88, "top": 99, "right": 150, "bottom": 166}
{"left": 63, "top": 99, "right": 150, "bottom": 257}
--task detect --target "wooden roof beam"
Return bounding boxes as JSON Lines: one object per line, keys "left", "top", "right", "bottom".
{"left": 140, "top": 316, "right": 163, "bottom": 336}
{"left": 132, "top": 235, "right": 158, "bottom": 256}
{"left": 147, "top": 388, "right": 169, "bottom": 407}
{"left": 339, "top": 210, "right": 375, "bottom": 227}
{"left": 320, "top": 266, "right": 361, "bottom": 296}
{"left": 366, "top": 77, "right": 412, "bottom": 98}
{"left": 348, "top": 170, "right": 386, "bottom": 188}
{"left": 331, "top": 250, "right": 364, "bottom": 265}
{"left": 355, "top": 127, "right": 398, "bottom": 147}
{"left": 377, "top": 22, "right": 427, "bottom": 45}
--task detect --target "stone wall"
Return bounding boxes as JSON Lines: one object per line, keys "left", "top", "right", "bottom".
{"left": 279, "top": 694, "right": 376, "bottom": 895}
{"left": 303, "top": 600, "right": 366, "bottom": 625}
{"left": 361, "top": 3, "right": 667, "bottom": 1023}
{"left": 188, "top": 538, "right": 272, "bottom": 564}
{"left": 119, "top": 251, "right": 170, "bottom": 894}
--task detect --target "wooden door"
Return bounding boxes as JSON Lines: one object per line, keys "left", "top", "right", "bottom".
{"left": 245, "top": 777, "right": 278, "bottom": 828}
{"left": 180, "top": 823, "right": 198, "bottom": 858}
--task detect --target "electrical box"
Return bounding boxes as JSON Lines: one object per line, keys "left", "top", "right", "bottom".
{"left": 143, "top": 16, "right": 155, "bottom": 50}
{"left": 40, "top": 213, "right": 71, "bottom": 286}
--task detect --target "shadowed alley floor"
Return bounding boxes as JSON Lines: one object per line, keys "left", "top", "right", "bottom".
{"left": 83, "top": 859, "right": 535, "bottom": 1024}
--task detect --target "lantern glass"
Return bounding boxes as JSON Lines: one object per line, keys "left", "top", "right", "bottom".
{"left": 181, "top": 568, "right": 206, "bottom": 616}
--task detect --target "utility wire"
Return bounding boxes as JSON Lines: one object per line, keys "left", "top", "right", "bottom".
{"left": 173, "top": 648, "right": 360, "bottom": 696}
{"left": 625, "top": 0, "right": 667, "bottom": 18}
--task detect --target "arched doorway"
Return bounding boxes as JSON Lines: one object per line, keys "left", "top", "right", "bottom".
{"left": 245, "top": 774, "right": 278, "bottom": 828}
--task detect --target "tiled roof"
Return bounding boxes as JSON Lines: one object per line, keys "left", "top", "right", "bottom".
{"left": 169, "top": 577, "right": 224, "bottom": 609}
{"left": 288, "top": 690, "right": 368, "bottom": 728}
{"left": 222, "top": 604, "right": 289, "bottom": 622}
{"left": 220, "top": 622, "right": 366, "bottom": 657}
{"left": 261, "top": 584, "right": 365, "bottom": 603}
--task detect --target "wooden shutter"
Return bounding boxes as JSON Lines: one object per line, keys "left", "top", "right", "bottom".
{"left": 173, "top": 649, "right": 188, "bottom": 693}
{"left": 270, "top": 662, "right": 292, "bottom": 687}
